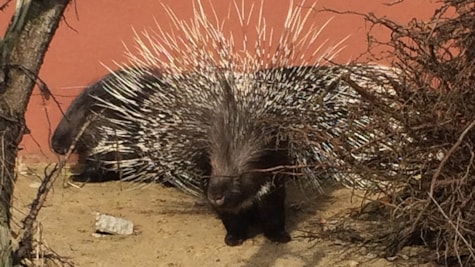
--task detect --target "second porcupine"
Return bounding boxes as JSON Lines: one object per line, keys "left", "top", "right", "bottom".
{"left": 52, "top": 0, "right": 401, "bottom": 245}
{"left": 51, "top": 67, "right": 167, "bottom": 183}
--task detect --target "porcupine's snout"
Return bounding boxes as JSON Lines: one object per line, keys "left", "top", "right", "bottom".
{"left": 51, "top": 137, "right": 68, "bottom": 155}
{"left": 207, "top": 176, "right": 232, "bottom": 207}
{"left": 51, "top": 118, "right": 77, "bottom": 155}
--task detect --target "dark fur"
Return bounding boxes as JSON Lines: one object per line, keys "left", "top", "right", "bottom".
{"left": 203, "top": 78, "right": 291, "bottom": 246}
{"left": 204, "top": 151, "right": 291, "bottom": 246}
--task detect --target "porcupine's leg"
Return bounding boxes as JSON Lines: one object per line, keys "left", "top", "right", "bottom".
{"left": 71, "top": 167, "right": 104, "bottom": 183}
{"left": 71, "top": 167, "right": 105, "bottom": 182}
{"left": 218, "top": 210, "right": 251, "bottom": 246}
{"left": 258, "top": 183, "right": 291, "bottom": 243}
{"left": 71, "top": 156, "right": 116, "bottom": 183}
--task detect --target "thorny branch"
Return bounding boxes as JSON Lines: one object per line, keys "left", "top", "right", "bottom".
{"left": 322, "top": 0, "right": 475, "bottom": 264}
{"left": 17, "top": 118, "right": 92, "bottom": 260}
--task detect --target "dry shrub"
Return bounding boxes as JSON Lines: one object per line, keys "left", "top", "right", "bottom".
{"left": 334, "top": 1, "right": 475, "bottom": 265}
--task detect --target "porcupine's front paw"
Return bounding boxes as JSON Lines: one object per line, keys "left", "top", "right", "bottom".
{"left": 264, "top": 229, "right": 291, "bottom": 243}
{"left": 224, "top": 233, "right": 246, "bottom": 246}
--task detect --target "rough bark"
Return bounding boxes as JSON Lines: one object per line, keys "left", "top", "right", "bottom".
{"left": 0, "top": 0, "right": 71, "bottom": 265}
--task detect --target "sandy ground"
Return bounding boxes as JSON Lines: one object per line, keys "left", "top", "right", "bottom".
{"left": 11, "top": 167, "right": 438, "bottom": 267}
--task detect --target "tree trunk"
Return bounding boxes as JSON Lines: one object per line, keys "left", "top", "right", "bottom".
{"left": 0, "top": 0, "right": 71, "bottom": 265}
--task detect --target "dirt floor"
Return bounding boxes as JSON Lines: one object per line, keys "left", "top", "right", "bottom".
{"left": 11, "top": 165, "right": 439, "bottom": 267}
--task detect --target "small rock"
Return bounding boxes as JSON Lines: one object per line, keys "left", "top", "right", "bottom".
{"left": 95, "top": 213, "right": 134, "bottom": 235}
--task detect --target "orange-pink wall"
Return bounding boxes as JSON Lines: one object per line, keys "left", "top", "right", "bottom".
{"left": 0, "top": 0, "right": 438, "bottom": 162}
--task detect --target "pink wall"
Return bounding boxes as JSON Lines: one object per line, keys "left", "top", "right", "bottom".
{"left": 0, "top": 0, "right": 439, "bottom": 162}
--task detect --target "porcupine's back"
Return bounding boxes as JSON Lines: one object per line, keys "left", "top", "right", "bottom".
{"left": 91, "top": 0, "right": 403, "bottom": 195}
{"left": 84, "top": 68, "right": 215, "bottom": 194}
{"left": 249, "top": 64, "right": 401, "bottom": 191}
{"left": 95, "top": 65, "right": 398, "bottom": 194}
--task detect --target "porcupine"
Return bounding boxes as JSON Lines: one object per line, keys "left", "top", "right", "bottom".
{"left": 52, "top": 64, "right": 379, "bottom": 192}
{"left": 51, "top": 0, "right": 402, "bottom": 245}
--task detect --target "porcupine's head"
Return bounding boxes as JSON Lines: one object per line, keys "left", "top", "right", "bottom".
{"left": 51, "top": 71, "right": 121, "bottom": 155}
{"left": 51, "top": 67, "right": 163, "bottom": 156}
{"left": 202, "top": 75, "right": 289, "bottom": 211}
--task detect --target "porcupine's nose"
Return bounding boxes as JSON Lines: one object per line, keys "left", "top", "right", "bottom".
{"left": 51, "top": 135, "right": 68, "bottom": 155}
{"left": 209, "top": 194, "right": 225, "bottom": 206}
{"left": 207, "top": 177, "right": 229, "bottom": 206}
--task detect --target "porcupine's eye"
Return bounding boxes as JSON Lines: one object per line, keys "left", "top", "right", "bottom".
{"left": 237, "top": 170, "right": 261, "bottom": 191}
